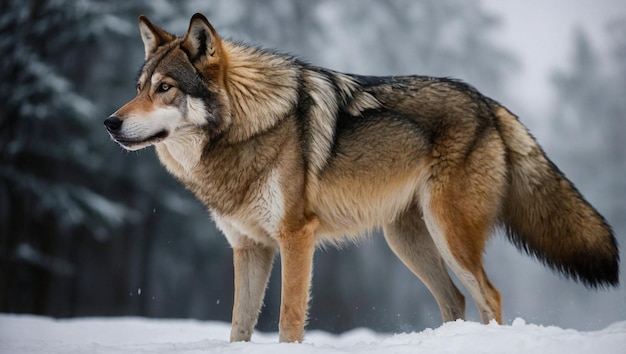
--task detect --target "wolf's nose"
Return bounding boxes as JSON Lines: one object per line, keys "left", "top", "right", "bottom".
{"left": 104, "top": 116, "right": 123, "bottom": 132}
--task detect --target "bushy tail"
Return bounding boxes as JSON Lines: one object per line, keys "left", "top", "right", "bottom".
{"left": 494, "top": 104, "right": 619, "bottom": 288}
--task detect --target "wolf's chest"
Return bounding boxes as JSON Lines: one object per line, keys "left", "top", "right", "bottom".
{"left": 210, "top": 169, "right": 286, "bottom": 248}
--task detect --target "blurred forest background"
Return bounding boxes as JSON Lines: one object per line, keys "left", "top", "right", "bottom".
{"left": 1, "top": 0, "right": 625, "bottom": 333}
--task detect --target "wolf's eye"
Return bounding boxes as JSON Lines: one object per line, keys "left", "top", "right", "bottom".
{"left": 158, "top": 83, "right": 171, "bottom": 92}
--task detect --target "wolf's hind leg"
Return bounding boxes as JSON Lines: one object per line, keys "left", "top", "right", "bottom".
{"left": 419, "top": 125, "right": 507, "bottom": 324}
{"left": 421, "top": 144, "right": 506, "bottom": 323}
{"left": 421, "top": 190, "right": 502, "bottom": 324}
{"left": 384, "top": 203, "right": 465, "bottom": 323}
{"left": 230, "top": 241, "right": 276, "bottom": 342}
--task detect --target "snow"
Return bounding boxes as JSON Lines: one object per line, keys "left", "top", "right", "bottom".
{"left": 1, "top": 314, "right": 624, "bottom": 353}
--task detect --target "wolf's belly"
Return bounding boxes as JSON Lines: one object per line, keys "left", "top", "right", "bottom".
{"left": 307, "top": 167, "right": 428, "bottom": 242}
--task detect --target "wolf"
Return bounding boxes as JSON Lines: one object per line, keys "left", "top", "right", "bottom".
{"left": 104, "top": 13, "right": 619, "bottom": 342}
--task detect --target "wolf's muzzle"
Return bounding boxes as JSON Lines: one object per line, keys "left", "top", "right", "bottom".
{"left": 104, "top": 116, "right": 123, "bottom": 133}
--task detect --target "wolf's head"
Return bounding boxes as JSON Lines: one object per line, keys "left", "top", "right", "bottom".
{"left": 104, "top": 14, "right": 230, "bottom": 151}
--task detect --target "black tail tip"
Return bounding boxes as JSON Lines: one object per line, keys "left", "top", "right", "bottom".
{"left": 567, "top": 252, "right": 620, "bottom": 290}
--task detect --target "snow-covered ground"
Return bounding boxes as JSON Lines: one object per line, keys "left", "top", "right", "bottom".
{"left": 1, "top": 314, "right": 624, "bottom": 354}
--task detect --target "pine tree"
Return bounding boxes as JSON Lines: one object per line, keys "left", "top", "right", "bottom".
{"left": 551, "top": 25, "right": 625, "bottom": 224}
{"left": 0, "top": 0, "right": 153, "bottom": 315}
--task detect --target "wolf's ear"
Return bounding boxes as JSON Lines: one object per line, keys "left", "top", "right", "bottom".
{"left": 181, "top": 13, "right": 222, "bottom": 63}
{"left": 138, "top": 15, "right": 174, "bottom": 59}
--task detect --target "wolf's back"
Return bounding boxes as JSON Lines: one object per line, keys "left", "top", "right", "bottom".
{"left": 494, "top": 104, "right": 619, "bottom": 288}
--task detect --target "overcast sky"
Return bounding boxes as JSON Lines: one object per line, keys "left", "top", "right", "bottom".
{"left": 482, "top": 0, "right": 626, "bottom": 118}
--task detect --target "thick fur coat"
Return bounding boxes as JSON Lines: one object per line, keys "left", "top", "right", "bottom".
{"left": 104, "top": 14, "right": 619, "bottom": 343}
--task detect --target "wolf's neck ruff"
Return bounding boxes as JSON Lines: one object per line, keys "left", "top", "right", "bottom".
{"left": 220, "top": 43, "right": 300, "bottom": 143}
{"left": 201, "top": 40, "right": 381, "bottom": 176}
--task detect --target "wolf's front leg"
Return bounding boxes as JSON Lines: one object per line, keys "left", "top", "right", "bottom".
{"left": 277, "top": 216, "right": 319, "bottom": 343}
{"left": 230, "top": 243, "right": 276, "bottom": 342}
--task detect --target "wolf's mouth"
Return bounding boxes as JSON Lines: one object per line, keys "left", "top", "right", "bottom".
{"left": 113, "top": 130, "right": 169, "bottom": 148}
